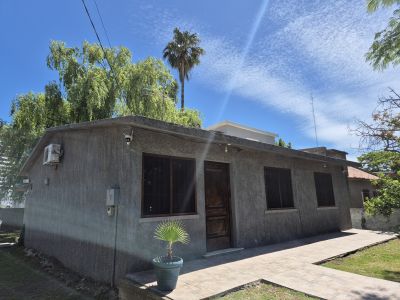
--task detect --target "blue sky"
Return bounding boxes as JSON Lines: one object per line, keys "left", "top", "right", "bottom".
{"left": 0, "top": 0, "right": 398, "bottom": 160}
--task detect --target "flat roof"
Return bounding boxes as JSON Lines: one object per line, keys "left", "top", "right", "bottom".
{"left": 207, "top": 120, "right": 278, "bottom": 137}
{"left": 19, "top": 115, "right": 359, "bottom": 175}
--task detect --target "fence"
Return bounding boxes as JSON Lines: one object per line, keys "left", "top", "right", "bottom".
{"left": 0, "top": 208, "right": 24, "bottom": 229}
{"left": 350, "top": 208, "right": 400, "bottom": 232}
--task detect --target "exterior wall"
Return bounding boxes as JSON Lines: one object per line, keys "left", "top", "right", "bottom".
{"left": 0, "top": 208, "right": 24, "bottom": 228}
{"left": 24, "top": 125, "right": 352, "bottom": 284}
{"left": 348, "top": 179, "right": 376, "bottom": 208}
{"left": 350, "top": 208, "right": 400, "bottom": 231}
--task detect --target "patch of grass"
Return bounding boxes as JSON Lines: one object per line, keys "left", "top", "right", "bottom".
{"left": 219, "top": 282, "right": 317, "bottom": 300}
{"left": 0, "top": 229, "right": 20, "bottom": 243}
{"left": 323, "top": 239, "right": 400, "bottom": 283}
{"left": 0, "top": 249, "right": 89, "bottom": 300}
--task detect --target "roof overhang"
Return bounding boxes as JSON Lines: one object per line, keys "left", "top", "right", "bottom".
{"left": 19, "top": 116, "right": 360, "bottom": 176}
{"left": 207, "top": 120, "right": 278, "bottom": 137}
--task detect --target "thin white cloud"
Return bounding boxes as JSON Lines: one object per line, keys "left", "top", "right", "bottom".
{"left": 133, "top": 0, "right": 399, "bottom": 160}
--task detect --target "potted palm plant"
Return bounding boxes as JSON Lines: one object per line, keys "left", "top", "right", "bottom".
{"left": 153, "top": 220, "right": 190, "bottom": 291}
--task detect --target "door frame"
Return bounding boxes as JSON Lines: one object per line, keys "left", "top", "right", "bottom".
{"left": 204, "top": 160, "right": 233, "bottom": 251}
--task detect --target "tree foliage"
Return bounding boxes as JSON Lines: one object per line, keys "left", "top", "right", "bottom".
{"left": 366, "top": 0, "right": 400, "bottom": 69}
{"left": 0, "top": 92, "right": 70, "bottom": 201}
{"left": 355, "top": 88, "right": 400, "bottom": 152}
{"left": 163, "top": 28, "right": 205, "bottom": 110}
{"left": 0, "top": 41, "right": 203, "bottom": 202}
{"left": 275, "top": 138, "right": 292, "bottom": 149}
{"left": 356, "top": 91, "right": 400, "bottom": 216}
{"left": 358, "top": 151, "right": 400, "bottom": 173}
{"left": 364, "top": 174, "right": 400, "bottom": 216}
{"left": 358, "top": 151, "right": 400, "bottom": 216}
{"left": 360, "top": 0, "right": 400, "bottom": 216}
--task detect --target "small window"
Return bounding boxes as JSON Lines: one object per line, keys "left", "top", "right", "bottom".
{"left": 264, "top": 167, "right": 294, "bottom": 210}
{"left": 314, "top": 172, "right": 335, "bottom": 207}
{"left": 362, "top": 189, "right": 370, "bottom": 201}
{"left": 142, "top": 154, "right": 196, "bottom": 217}
{"left": 372, "top": 190, "right": 378, "bottom": 197}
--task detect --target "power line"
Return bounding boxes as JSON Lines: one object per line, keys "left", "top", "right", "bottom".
{"left": 92, "top": 0, "right": 112, "bottom": 48}
{"left": 80, "top": 0, "right": 122, "bottom": 91}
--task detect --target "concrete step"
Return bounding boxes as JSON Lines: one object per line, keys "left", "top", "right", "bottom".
{"left": 203, "top": 248, "right": 244, "bottom": 258}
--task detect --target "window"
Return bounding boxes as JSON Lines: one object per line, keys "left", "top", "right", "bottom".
{"left": 142, "top": 154, "right": 196, "bottom": 217}
{"left": 362, "top": 189, "right": 370, "bottom": 201}
{"left": 314, "top": 172, "right": 335, "bottom": 207}
{"left": 372, "top": 190, "right": 379, "bottom": 197}
{"left": 264, "top": 167, "right": 294, "bottom": 209}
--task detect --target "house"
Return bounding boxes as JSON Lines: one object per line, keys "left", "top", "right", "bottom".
{"left": 347, "top": 166, "right": 379, "bottom": 209}
{"left": 346, "top": 166, "right": 400, "bottom": 231}
{"left": 20, "top": 116, "right": 357, "bottom": 284}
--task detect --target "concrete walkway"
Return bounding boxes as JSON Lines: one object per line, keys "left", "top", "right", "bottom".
{"left": 127, "top": 229, "right": 399, "bottom": 300}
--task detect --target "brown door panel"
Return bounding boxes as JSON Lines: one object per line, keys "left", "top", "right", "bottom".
{"left": 206, "top": 216, "right": 229, "bottom": 237}
{"left": 204, "top": 161, "right": 232, "bottom": 252}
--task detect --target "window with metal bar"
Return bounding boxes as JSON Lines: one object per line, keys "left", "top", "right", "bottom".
{"left": 264, "top": 167, "right": 294, "bottom": 210}
{"left": 314, "top": 172, "right": 335, "bottom": 207}
{"left": 142, "top": 154, "right": 196, "bottom": 217}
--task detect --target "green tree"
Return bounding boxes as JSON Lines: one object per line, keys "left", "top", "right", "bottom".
{"left": 0, "top": 41, "right": 203, "bottom": 203}
{"left": 47, "top": 40, "right": 130, "bottom": 122}
{"left": 163, "top": 28, "right": 205, "bottom": 111}
{"left": 275, "top": 138, "right": 292, "bottom": 149}
{"left": 366, "top": 0, "right": 400, "bottom": 69}
{"left": 356, "top": 94, "right": 400, "bottom": 216}
{"left": 0, "top": 92, "right": 70, "bottom": 201}
{"left": 359, "top": 151, "right": 400, "bottom": 173}
{"left": 358, "top": 151, "right": 400, "bottom": 216}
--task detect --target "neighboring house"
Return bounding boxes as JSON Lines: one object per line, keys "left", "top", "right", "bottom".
{"left": 347, "top": 166, "right": 378, "bottom": 209}
{"left": 346, "top": 167, "right": 400, "bottom": 231}
{"left": 20, "top": 116, "right": 357, "bottom": 284}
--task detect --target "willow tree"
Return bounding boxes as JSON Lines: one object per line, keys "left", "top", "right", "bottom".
{"left": 0, "top": 40, "right": 203, "bottom": 204}
{"left": 46, "top": 40, "right": 131, "bottom": 122}
{"left": 163, "top": 28, "right": 205, "bottom": 111}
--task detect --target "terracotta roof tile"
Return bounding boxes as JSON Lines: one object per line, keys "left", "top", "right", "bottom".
{"left": 348, "top": 166, "right": 378, "bottom": 180}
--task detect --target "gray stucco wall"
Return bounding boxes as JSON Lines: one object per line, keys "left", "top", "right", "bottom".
{"left": 23, "top": 125, "right": 352, "bottom": 284}
{"left": 350, "top": 208, "right": 400, "bottom": 231}
{"left": 0, "top": 208, "right": 24, "bottom": 228}
{"left": 348, "top": 179, "right": 376, "bottom": 208}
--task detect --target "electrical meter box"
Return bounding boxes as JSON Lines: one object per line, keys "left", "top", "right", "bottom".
{"left": 106, "top": 188, "right": 119, "bottom": 206}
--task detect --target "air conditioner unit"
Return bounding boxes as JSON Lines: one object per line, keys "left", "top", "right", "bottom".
{"left": 43, "top": 144, "right": 62, "bottom": 165}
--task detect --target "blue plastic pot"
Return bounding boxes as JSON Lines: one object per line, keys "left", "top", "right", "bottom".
{"left": 152, "top": 256, "right": 183, "bottom": 291}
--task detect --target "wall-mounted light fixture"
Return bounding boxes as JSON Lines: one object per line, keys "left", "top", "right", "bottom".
{"left": 123, "top": 129, "right": 134, "bottom": 146}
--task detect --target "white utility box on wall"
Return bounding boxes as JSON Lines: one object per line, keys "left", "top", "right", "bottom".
{"left": 43, "top": 144, "right": 62, "bottom": 165}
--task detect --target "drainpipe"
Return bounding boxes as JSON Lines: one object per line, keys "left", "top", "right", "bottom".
{"left": 112, "top": 204, "right": 119, "bottom": 287}
{"left": 107, "top": 186, "right": 120, "bottom": 287}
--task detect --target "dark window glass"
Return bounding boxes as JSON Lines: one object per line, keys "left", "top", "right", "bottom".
{"left": 172, "top": 159, "right": 196, "bottom": 213}
{"left": 362, "top": 189, "right": 370, "bottom": 201}
{"left": 142, "top": 154, "right": 196, "bottom": 216}
{"left": 143, "top": 155, "right": 170, "bottom": 215}
{"left": 314, "top": 172, "right": 335, "bottom": 207}
{"left": 264, "top": 167, "right": 294, "bottom": 209}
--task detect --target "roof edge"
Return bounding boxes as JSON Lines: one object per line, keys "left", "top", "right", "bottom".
{"left": 207, "top": 120, "right": 278, "bottom": 137}
{"left": 19, "top": 115, "right": 360, "bottom": 176}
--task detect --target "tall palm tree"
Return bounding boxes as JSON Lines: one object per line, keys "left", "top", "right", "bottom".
{"left": 163, "top": 28, "right": 205, "bottom": 111}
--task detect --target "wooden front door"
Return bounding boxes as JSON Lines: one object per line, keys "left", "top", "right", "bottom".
{"left": 204, "top": 161, "right": 232, "bottom": 252}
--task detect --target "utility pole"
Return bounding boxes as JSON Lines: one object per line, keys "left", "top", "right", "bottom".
{"left": 311, "top": 94, "right": 319, "bottom": 147}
